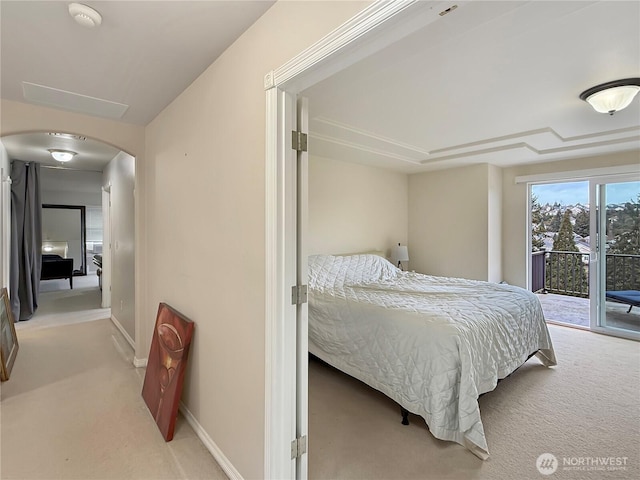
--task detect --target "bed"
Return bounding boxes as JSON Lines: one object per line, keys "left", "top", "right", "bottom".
{"left": 308, "top": 253, "right": 556, "bottom": 459}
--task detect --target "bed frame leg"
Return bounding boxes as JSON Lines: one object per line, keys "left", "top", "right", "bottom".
{"left": 401, "top": 407, "right": 410, "bottom": 426}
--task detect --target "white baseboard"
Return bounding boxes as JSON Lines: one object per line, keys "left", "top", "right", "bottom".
{"left": 133, "top": 356, "right": 147, "bottom": 368}
{"left": 112, "top": 315, "right": 238, "bottom": 476}
{"left": 110, "top": 314, "right": 134, "bottom": 348}
{"left": 109, "top": 315, "right": 147, "bottom": 367}
{"left": 179, "top": 402, "right": 243, "bottom": 480}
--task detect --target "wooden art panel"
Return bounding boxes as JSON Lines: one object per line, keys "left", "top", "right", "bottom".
{"left": 142, "top": 303, "right": 195, "bottom": 441}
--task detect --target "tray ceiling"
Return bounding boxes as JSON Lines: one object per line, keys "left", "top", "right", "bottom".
{"left": 303, "top": 0, "right": 640, "bottom": 173}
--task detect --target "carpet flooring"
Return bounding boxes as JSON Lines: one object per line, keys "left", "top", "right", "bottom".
{"left": 17, "top": 274, "right": 110, "bottom": 332}
{"left": 308, "top": 324, "right": 640, "bottom": 480}
{"left": 2, "top": 312, "right": 638, "bottom": 479}
{"left": 0, "top": 319, "right": 228, "bottom": 480}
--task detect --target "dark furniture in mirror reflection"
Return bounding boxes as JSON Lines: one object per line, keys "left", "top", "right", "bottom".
{"left": 41, "top": 255, "right": 74, "bottom": 289}
{"left": 93, "top": 254, "right": 102, "bottom": 290}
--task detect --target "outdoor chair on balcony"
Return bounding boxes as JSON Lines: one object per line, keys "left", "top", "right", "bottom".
{"left": 605, "top": 290, "right": 640, "bottom": 314}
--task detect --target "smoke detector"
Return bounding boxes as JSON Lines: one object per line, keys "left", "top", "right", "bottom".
{"left": 68, "top": 3, "right": 102, "bottom": 28}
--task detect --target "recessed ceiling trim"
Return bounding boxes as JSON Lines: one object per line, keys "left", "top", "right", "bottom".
{"left": 22, "top": 82, "right": 129, "bottom": 119}
{"left": 309, "top": 132, "right": 422, "bottom": 165}
{"left": 313, "top": 117, "right": 431, "bottom": 156}
{"left": 311, "top": 120, "right": 640, "bottom": 167}
{"left": 429, "top": 125, "right": 640, "bottom": 155}
{"left": 420, "top": 134, "right": 640, "bottom": 164}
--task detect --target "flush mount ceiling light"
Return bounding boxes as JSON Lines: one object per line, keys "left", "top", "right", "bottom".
{"left": 48, "top": 149, "right": 76, "bottom": 163}
{"left": 68, "top": 3, "right": 102, "bottom": 28}
{"left": 579, "top": 78, "right": 640, "bottom": 115}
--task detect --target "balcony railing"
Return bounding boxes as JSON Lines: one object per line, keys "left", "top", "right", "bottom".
{"left": 531, "top": 251, "right": 640, "bottom": 297}
{"left": 546, "top": 250, "right": 589, "bottom": 297}
{"left": 606, "top": 253, "right": 640, "bottom": 291}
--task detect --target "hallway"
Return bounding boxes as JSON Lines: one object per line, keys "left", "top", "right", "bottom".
{"left": 16, "top": 273, "right": 109, "bottom": 333}
{"left": 1, "top": 318, "right": 227, "bottom": 479}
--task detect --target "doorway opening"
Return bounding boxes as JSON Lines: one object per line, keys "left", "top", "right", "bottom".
{"left": 530, "top": 179, "right": 640, "bottom": 335}
{"left": 1, "top": 132, "right": 136, "bottom": 343}
{"left": 266, "top": 1, "right": 640, "bottom": 478}
{"left": 42, "top": 204, "right": 88, "bottom": 277}
{"left": 593, "top": 179, "right": 640, "bottom": 335}
{"left": 531, "top": 181, "right": 590, "bottom": 328}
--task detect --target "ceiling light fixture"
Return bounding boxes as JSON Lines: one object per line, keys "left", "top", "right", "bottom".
{"left": 49, "top": 149, "right": 77, "bottom": 163}
{"left": 579, "top": 78, "right": 640, "bottom": 115}
{"left": 68, "top": 3, "right": 102, "bottom": 28}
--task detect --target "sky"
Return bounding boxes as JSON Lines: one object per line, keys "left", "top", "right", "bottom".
{"left": 532, "top": 181, "right": 639, "bottom": 206}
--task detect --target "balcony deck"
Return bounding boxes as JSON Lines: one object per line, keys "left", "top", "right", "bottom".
{"left": 536, "top": 292, "right": 640, "bottom": 333}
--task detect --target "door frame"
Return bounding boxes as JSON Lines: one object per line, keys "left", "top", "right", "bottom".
{"left": 588, "top": 174, "right": 640, "bottom": 340}
{"left": 1, "top": 165, "right": 11, "bottom": 290}
{"left": 521, "top": 167, "right": 640, "bottom": 341}
{"left": 263, "top": 1, "right": 453, "bottom": 477}
{"left": 42, "top": 204, "right": 87, "bottom": 275}
{"left": 101, "top": 185, "right": 112, "bottom": 308}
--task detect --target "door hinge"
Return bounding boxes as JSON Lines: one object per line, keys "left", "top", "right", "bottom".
{"left": 291, "top": 285, "right": 308, "bottom": 305}
{"left": 292, "top": 131, "right": 308, "bottom": 152}
{"left": 291, "top": 436, "right": 307, "bottom": 459}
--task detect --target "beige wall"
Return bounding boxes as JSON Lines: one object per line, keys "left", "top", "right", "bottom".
{"left": 502, "top": 150, "right": 640, "bottom": 288}
{"left": 408, "top": 152, "right": 639, "bottom": 286}
{"left": 409, "top": 163, "right": 499, "bottom": 281}
{"left": 104, "top": 152, "right": 136, "bottom": 340}
{"left": 309, "top": 155, "right": 408, "bottom": 257}
{"left": 0, "top": 100, "right": 144, "bottom": 157}
{"left": 143, "top": 2, "right": 369, "bottom": 478}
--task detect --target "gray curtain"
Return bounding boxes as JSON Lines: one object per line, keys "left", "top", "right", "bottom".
{"left": 10, "top": 160, "right": 42, "bottom": 321}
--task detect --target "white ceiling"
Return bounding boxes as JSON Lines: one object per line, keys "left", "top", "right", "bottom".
{"left": 303, "top": 0, "right": 640, "bottom": 173}
{"left": 1, "top": 0, "right": 274, "bottom": 125}
{"left": 0, "top": 0, "right": 275, "bottom": 170}
{"left": 1, "top": 1, "right": 638, "bottom": 175}
{"left": 1, "top": 132, "right": 120, "bottom": 171}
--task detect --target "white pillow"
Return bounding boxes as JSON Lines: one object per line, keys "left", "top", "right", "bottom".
{"left": 308, "top": 253, "right": 399, "bottom": 290}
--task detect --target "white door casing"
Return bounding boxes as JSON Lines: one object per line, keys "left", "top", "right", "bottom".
{"left": 1, "top": 166, "right": 10, "bottom": 291}
{"left": 263, "top": 1, "right": 452, "bottom": 478}
{"left": 295, "top": 97, "right": 309, "bottom": 480}
{"left": 102, "top": 186, "right": 112, "bottom": 309}
{"left": 589, "top": 174, "right": 640, "bottom": 341}
{"left": 265, "top": 86, "right": 298, "bottom": 479}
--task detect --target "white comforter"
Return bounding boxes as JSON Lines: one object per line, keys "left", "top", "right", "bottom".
{"left": 308, "top": 254, "right": 556, "bottom": 459}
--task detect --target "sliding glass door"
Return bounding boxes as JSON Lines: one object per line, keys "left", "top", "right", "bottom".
{"left": 590, "top": 177, "right": 640, "bottom": 339}
{"left": 531, "top": 181, "right": 590, "bottom": 329}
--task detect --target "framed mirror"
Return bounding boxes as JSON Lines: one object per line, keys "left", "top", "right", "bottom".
{"left": 42, "top": 204, "right": 86, "bottom": 276}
